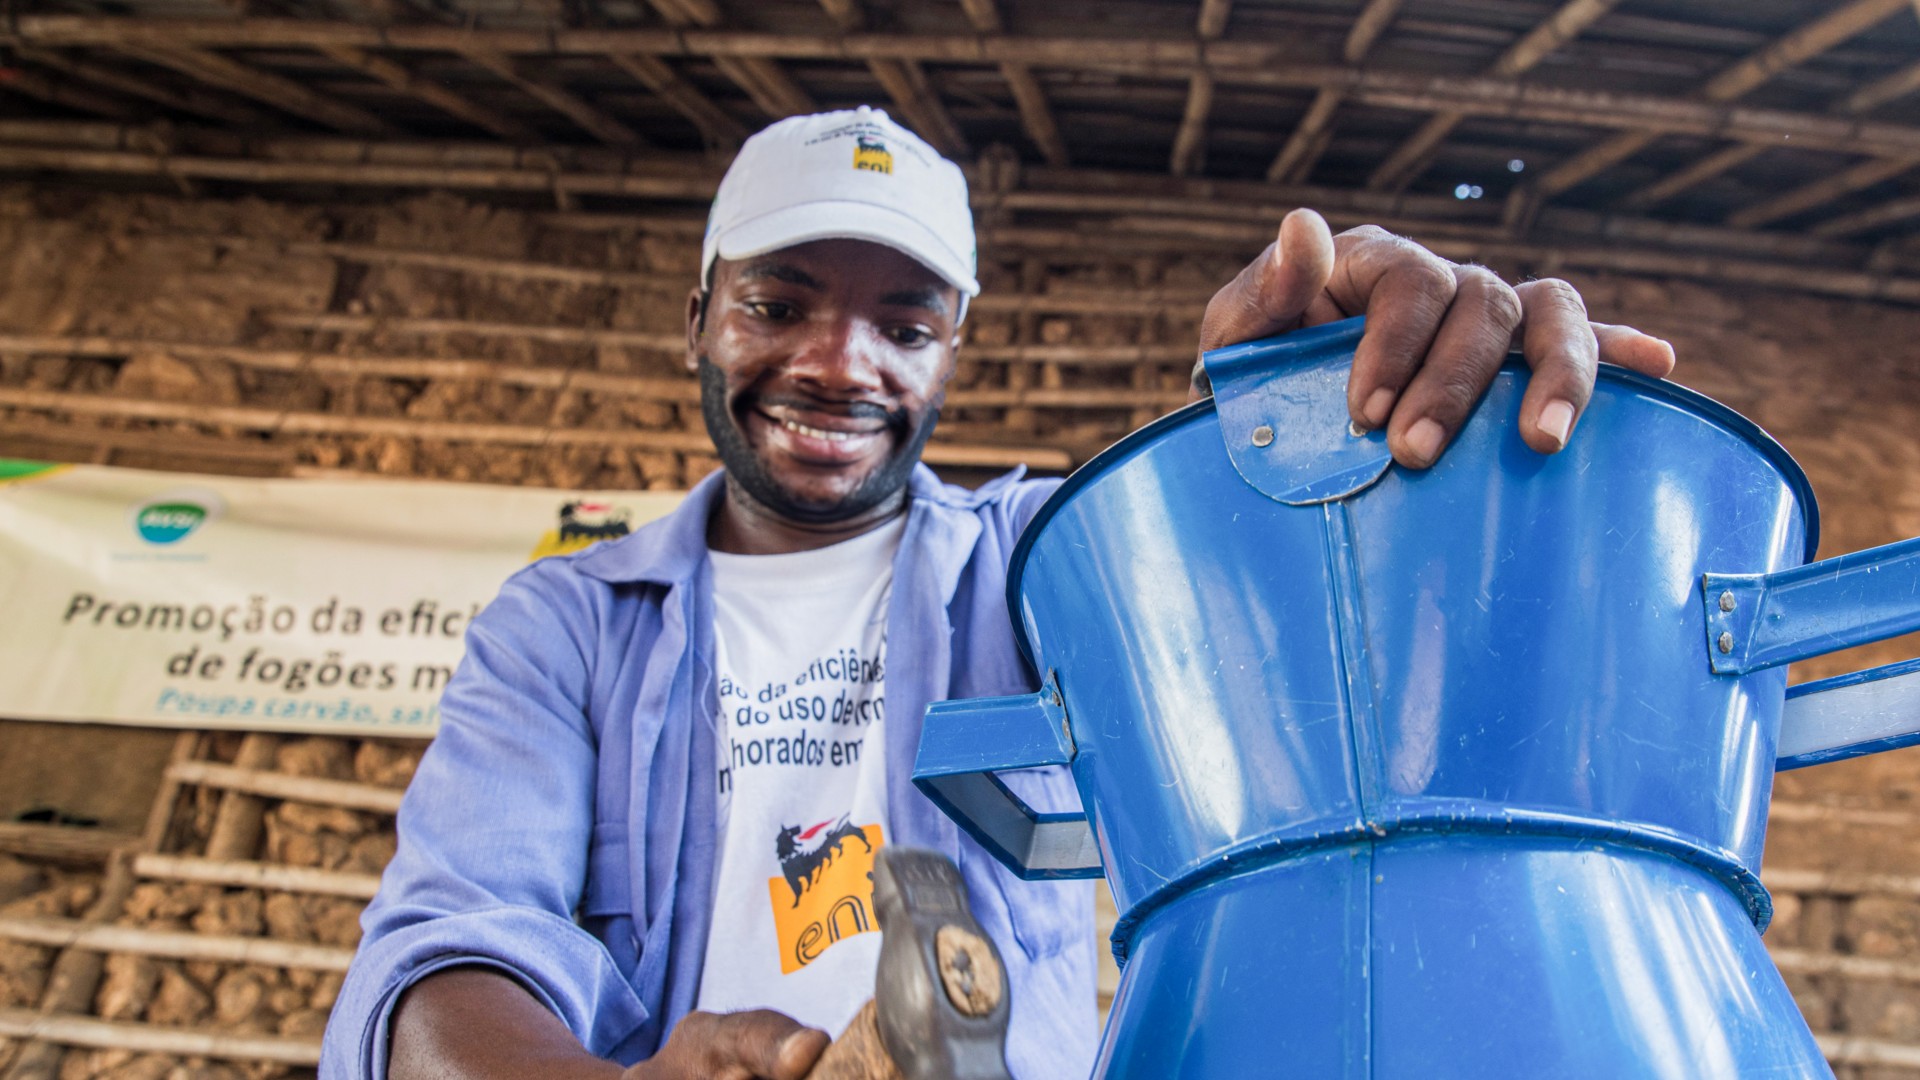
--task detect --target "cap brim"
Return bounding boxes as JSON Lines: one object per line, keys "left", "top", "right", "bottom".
{"left": 715, "top": 200, "right": 980, "bottom": 297}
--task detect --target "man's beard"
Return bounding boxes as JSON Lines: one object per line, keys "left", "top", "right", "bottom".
{"left": 697, "top": 354, "right": 940, "bottom": 524}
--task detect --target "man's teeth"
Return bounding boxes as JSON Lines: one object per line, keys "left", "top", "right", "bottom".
{"left": 782, "top": 419, "right": 867, "bottom": 442}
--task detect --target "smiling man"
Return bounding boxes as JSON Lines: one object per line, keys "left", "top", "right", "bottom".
{"left": 322, "top": 107, "right": 1674, "bottom": 1080}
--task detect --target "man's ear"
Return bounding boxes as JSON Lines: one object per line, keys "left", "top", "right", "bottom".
{"left": 684, "top": 286, "right": 708, "bottom": 374}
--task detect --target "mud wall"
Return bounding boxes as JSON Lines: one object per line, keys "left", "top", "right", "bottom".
{"left": 1, "top": 188, "right": 1920, "bottom": 1076}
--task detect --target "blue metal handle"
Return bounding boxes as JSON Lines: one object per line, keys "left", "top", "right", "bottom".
{"left": 1702, "top": 535, "right": 1920, "bottom": 767}
{"left": 912, "top": 672, "right": 1102, "bottom": 880}
{"left": 1201, "top": 316, "right": 1394, "bottom": 506}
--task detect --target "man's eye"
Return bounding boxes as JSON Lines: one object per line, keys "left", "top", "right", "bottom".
{"left": 888, "top": 326, "right": 933, "bottom": 347}
{"left": 747, "top": 301, "right": 796, "bottom": 321}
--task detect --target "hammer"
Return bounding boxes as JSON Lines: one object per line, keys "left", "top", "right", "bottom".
{"left": 805, "top": 848, "right": 1014, "bottom": 1080}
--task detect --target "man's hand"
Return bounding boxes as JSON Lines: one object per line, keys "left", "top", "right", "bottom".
{"left": 1193, "top": 209, "right": 1677, "bottom": 468}
{"left": 389, "top": 968, "right": 829, "bottom": 1080}
{"left": 625, "top": 1009, "right": 830, "bottom": 1080}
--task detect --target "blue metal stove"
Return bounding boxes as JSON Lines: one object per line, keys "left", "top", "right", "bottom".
{"left": 915, "top": 316, "right": 1920, "bottom": 1078}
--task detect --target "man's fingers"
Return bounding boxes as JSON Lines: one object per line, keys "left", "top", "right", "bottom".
{"left": 1384, "top": 266, "right": 1520, "bottom": 468}
{"left": 1195, "top": 208, "right": 1335, "bottom": 355}
{"left": 1593, "top": 322, "right": 1677, "bottom": 377}
{"left": 1511, "top": 278, "right": 1600, "bottom": 455}
{"left": 1339, "top": 237, "right": 1458, "bottom": 432}
{"left": 719, "top": 1010, "right": 826, "bottom": 1080}
{"left": 672, "top": 1009, "right": 826, "bottom": 1080}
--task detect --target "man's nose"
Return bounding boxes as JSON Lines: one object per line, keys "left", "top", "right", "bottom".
{"left": 786, "top": 316, "right": 885, "bottom": 395}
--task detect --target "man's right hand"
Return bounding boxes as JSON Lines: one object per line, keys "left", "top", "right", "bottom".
{"left": 625, "top": 1009, "right": 830, "bottom": 1080}
{"left": 390, "top": 968, "right": 830, "bottom": 1080}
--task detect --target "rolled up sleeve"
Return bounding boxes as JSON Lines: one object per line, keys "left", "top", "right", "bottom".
{"left": 321, "top": 564, "right": 647, "bottom": 1079}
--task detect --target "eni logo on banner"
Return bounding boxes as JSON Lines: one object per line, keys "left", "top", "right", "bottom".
{"left": 769, "top": 819, "right": 884, "bottom": 974}
{"left": 131, "top": 489, "right": 224, "bottom": 545}
{"left": 528, "top": 500, "right": 634, "bottom": 561}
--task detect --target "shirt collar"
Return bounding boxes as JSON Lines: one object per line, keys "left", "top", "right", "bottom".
{"left": 573, "top": 463, "right": 1028, "bottom": 587}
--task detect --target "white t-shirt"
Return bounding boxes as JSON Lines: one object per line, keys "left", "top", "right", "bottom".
{"left": 694, "top": 515, "right": 904, "bottom": 1034}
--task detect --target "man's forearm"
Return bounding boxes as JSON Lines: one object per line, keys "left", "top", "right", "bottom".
{"left": 389, "top": 967, "right": 623, "bottom": 1080}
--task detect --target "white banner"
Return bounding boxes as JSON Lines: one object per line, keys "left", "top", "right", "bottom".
{"left": 0, "top": 460, "right": 683, "bottom": 738}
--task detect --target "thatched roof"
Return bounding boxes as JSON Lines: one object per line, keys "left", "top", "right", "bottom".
{"left": 0, "top": 1, "right": 1916, "bottom": 299}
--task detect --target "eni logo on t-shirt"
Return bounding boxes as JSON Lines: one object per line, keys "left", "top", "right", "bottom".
{"left": 768, "top": 817, "right": 885, "bottom": 974}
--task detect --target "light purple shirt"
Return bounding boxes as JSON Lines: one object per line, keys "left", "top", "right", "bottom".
{"left": 321, "top": 465, "right": 1098, "bottom": 1079}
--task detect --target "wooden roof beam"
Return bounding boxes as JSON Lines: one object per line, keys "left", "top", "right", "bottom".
{"left": 815, "top": 0, "right": 968, "bottom": 159}
{"left": 607, "top": 53, "right": 749, "bottom": 151}
{"left": 958, "top": 0, "right": 1067, "bottom": 166}
{"left": 1626, "top": 57, "right": 1920, "bottom": 210}
{"left": 320, "top": 46, "right": 536, "bottom": 141}
{"left": 1265, "top": 0, "right": 1401, "bottom": 184}
{"left": 14, "top": 46, "right": 269, "bottom": 127}
{"left": 648, "top": 0, "right": 814, "bottom": 121}
{"left": 1726, "top": 155, "right": 1920, "bottom": 230}
{"left": 457, "top": 49, "right": 644, "bottom": 147}
{"left": 1366, "top": 0, "right": 1619, "bottom": 193}
{"left": 866, "top": 59, "right": 969, "bottom": 158}
{"left": 1536, "top": 0, "right": 1911, "bottom": 201}
{"left": 0, "top": 65, "right": 139, "bottom": 121}
{"left": 1170, "top": 0, "right": 1230, "bottom": 177}
{"left": 1811, "top": 192, "right": 1920, "bottom": 239}
{"left": 115, "top": 44, "right": 392, "bottom": 135}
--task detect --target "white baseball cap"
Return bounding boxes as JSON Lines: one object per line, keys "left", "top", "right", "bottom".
{"left": 702, "top": 106, "right": 980, "bottom": 302}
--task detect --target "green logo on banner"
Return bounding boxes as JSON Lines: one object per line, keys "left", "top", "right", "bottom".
{"left": 135, "top": 502, "right": 209, "bottom": 544}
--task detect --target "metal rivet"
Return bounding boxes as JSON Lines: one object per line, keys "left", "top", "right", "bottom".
{"left": 1251, "top": 425, "right": 1274, "bottom": 447}
{"left": 1717, "top": 631, "right": 1734, "bottom": 654}
{"left": 1349, "top": 420, "right": 1366, "bottom": 438}
{"left": 1718, "top": 590, "right": 1736, "bottom": 612}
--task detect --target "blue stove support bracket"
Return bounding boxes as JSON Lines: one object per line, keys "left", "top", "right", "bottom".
{"left": 913, "top": 672, "right": 1103, "bottom": 880}
{"left": 1704, "top": 534, "right": 1920, "bottom": 676}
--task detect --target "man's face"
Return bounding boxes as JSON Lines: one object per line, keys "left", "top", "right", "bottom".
{"left": 688, "top": 238, "right": 962, "bottom": 524}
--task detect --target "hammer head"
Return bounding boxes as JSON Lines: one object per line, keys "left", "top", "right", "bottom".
{"left": 871, "top": 848, "right": 1015, "bottom": 1080}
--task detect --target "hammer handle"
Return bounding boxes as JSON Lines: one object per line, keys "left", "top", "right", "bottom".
{"left": 804, "top": 999, "right": 903, "bottom": 1080}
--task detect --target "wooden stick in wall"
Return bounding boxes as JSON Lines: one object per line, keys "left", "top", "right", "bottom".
{"left": 0, "top": 916, "right": 355, "bottom": 971}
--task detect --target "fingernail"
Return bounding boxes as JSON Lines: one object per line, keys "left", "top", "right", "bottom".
{"left": 1363, "top": 387, "right": 1396, "bottom": 429}
{"left": 1404, "top": 417, "right": 1445, "bottom": 466}
{"left": 1538, "top": 399, "right": 1575, "bottom": 449}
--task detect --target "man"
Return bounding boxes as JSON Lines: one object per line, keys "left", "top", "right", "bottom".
{"left": 321, "top": 107, "right": 1674, "bottom": 1079}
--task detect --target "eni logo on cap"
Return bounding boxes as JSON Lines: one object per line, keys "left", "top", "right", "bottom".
{"left": 132, "top": 488, "right": 223, "bottom": 545}
{"left": 853, "top": 135, "right": 892, "bottom": 174}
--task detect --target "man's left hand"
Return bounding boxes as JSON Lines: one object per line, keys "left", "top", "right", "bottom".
{"left": 1192, "top": 209, "right": 1677, "bottom": 468}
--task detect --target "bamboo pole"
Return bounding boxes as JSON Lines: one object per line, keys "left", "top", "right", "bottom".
{"left": 0, "top": 916, "right": 355, "bottom": 972}
{"left": 1811, "top": 191, "right": 1920, "bottom": 238}
{"left": 1536, "top": 0, "right": 1910, "bottom": 198}
{"left": 1364, "top": 0, "right": 1620, "bottom": 192}
{"left": 13, "top": 46, "right": 269, "bottom": 127}
{"left": 0, "top": 1008, "right": 321, "bottom": 1066}
{"left": 0, "top": 825, "right": 137, "bottom": 867}
{"left": 457, "top": 48, "right": 644, "bottom": 148}
{"left": 320, "top": 45, "right": 536, "bottom": 142}
{"left": 1768, "top": 801, "right": 1920, "bottom": 829}
{"left": 1727, "top": 155, "right": 1920, "bottom": 230}
{"left": 0, "top": 144, "right": 719, "bottom": 201}
{"left": 167, "top": 760, "right": 406, "bottom": 815}
{"left": 1770, "top": 947, "right": 1920, "bottom": 986}
{"left": 3, "top": 20, "right": 1919, "bottom": 161}
{"left": 1, "top": 858, "right": 138, "bottom": 1080}
{"left": 606, "top": 53, "right": 749, "bottom": 150}
{"left": 131, "top": 853, "right": 383, "bottom": 899}
{"left": 0, "top": 386, "right": 1075, "bottom": 469}
{"left": 115, "top": 43, "right": 392, "bottom": 136}
{"left": 1818, "top": 1035, "right": 1920, "bottom": 1071}
{"left": 1765, "top": 868, "right": 1920, "bottom": 898}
